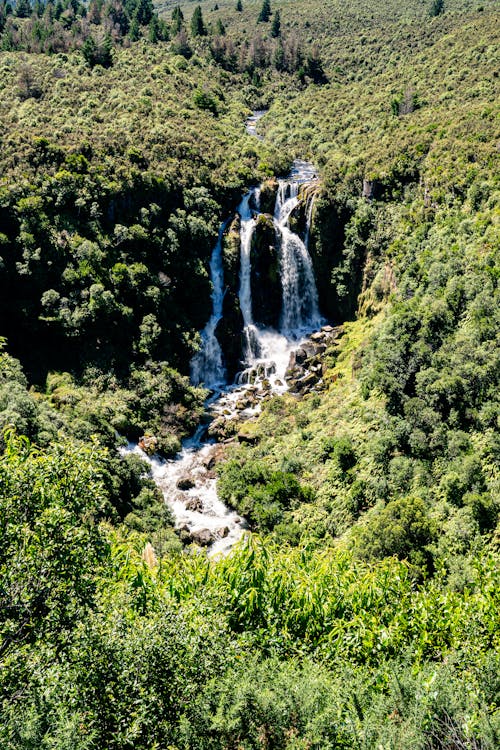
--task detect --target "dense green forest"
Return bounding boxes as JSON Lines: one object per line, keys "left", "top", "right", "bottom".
{"left": 0, "top": 0, "right": 499, "bottom": 747}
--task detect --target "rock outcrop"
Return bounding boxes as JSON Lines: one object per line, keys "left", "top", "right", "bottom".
{"left": 285, "top": 325, "right": 343, "bottom": 395}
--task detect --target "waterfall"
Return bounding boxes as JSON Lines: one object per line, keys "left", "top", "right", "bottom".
{"left": 235, "top": 163, "right": 322, "bottom": 384}
{"left": 238, "top": 189, "right": 262, "bottom": 363}
{"left": 190, "top": 222, "right": 227, "bottom": 387}
{"left": 274, "top": 179, "right": 321, "bottom": 335}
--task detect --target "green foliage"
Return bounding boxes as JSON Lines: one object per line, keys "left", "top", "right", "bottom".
{"left": 218, "top": 459, "right": 314, "bottom": 531}
{"left": 0, "top": 432, "right": 109, "bottom": 654}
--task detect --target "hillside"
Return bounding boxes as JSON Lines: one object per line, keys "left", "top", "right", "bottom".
{"left": 0, "top": 0, "right": 499, "bottom": 747}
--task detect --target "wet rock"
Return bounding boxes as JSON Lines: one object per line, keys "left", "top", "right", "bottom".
{"left": 202, "top": 445, "right": 225, "bottom": 471}
{"left": 191, "top": 528, "right": 213, "bottom": 547}
{"left": 310, "top": 331, "right": 325, "bottom": 342}
{"left": 259, "top": 177, "right": 279, "bottom": 214}
{"left": 138, "top": 435, "right": 158, "bottom": 455}
{"left": 177, "top": 476, "right": 195, "bottom": 491}
{"left": 251, "top": 214, "right": 281, "bottom": 328}
{"left": 216, "top": 526, "right": 230, "bottom": 538}
{"left": 177, "top": 524, "right": 193, "bottom": 544}
{"left": 185, "top": 497, "right": 203, "bottom": 512}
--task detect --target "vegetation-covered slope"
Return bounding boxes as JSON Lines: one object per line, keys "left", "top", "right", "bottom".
{"left": 0, "top": 0, "right": 499, "bottom": 747}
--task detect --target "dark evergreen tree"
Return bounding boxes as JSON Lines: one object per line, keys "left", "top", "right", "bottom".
{"left": 106, "top": 0, "right": 129, "bottom": 35}
{"left": 235, "top": 0, "right": 242, "bottom": 10}
{"left": 128, "top": 13, "right": 139, "bottom": 39}
{"left": 134, "top": 0, "right": 153, "bottom": 25}
{"left": 215, "top": 18, "right": 225, "bottom": 35}
{"left": 190, "top": 5, "right": 205, "bottom": 36}
{"left": 15, "top": 0, "right": 31, "bottom": 18}
{"left": 148, "top": 12, "right": 158, "bottom": 42}
{"left": 273, "top": 39, "right": 285, "bottom": 71}
{"left": 306, "top": 45, "right": 327, "bottom": 83}
{"left": 82, "top": 34, "right": 98, "bottom": 66}
{"left": 430, "top": 0, "right": 444, "bottom": 15}
{"left": 258, "top": 0, "right": 270, "bottom": 23}
{"left": 270, "top": 8, "right": 280, "bottom": 37}
{"left": 171, "top": 4, "right": 183, "bottom": 33}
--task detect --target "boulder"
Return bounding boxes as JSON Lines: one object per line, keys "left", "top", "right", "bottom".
{"left": 185, "top": 497, "right": 203, "bottom": 512}
{"left": 191, "top": 528, "right": 213, "bottom": 547}
{"left": 177, "top": 476, "right": 195, "bottom": 491}
{"left": 216, "top": 526, "right": 230, "bottom": 538}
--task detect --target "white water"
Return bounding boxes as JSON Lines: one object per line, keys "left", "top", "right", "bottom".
{"left": 238, "top": 189, "right": 262, "bottom": 363}
{"left": 123, "top": 120, "right": 322, "bottom": 556}
{"left": 190, "top": 222, "right": 228, "bottom": 387}
{"left": 274, "top": 180, "right": 321, "bottom": 334}
{"left": 123, "top": 438, "right": 249, "bottom": 557}
{"left": 235, "top": 161, "right": 322, "bottom": 385}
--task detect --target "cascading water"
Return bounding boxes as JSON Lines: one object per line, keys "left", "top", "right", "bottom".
{"left": 190, "top": 222, "right": 228, "bottom": 388}
{"left": 235, "top": 161, "right": 322, "bottom": 385}
{"left": 123, "top": 114, "right": 325, "bottom": 556}
{"left": 274, "top": 179, "right": 321, "bottom": 334}
{"left": 238, "top": 189, "right": 262, "bottom": 363}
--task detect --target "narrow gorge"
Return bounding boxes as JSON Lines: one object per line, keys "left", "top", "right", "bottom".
{"left": 127, "top": 125, "right": 337, "bottom": 554}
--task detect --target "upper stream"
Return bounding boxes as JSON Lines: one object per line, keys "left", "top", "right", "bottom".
{"left": 125, "top": 115, "right": 323, "bottom": 555}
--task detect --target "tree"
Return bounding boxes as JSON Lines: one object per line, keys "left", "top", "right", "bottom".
{"left": 430, "top": 0, "right": 444, "bottom": 15}
{"left": 270, "top": 8, "right": 280, "bottom": 37}
{"left": 258, "top": 0, "right": 270, "bottom": 23}
{"left": 148, "top": 13, "right": 159, "bottom": 42}
{"left": 215, "top": 18, "right": 225, "bottom": 35}
{"left": 0, "top": 433, "right": 109, "bottom": 656}
{"left": 171, "top": 3, "right": 183, "bottom": 33}
{"left": 236, "top": 0, "right": 242, "bottom": 10}
{"left": 305, "top": 45, "right": 327, "bottom": 84}
{"left": 134, "top": 0, "right": 153, "bottom": 25}
{"left": 190, "top": 4, "right": 205, "bottom": 36}
{"left": 128, "top": 14, "right": 139, "bottom": 39}
{"left": 15, "top": 0, "right": 31, "bottom": 18}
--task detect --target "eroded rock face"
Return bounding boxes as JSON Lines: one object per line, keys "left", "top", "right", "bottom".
{"left": 285, "top": 325, "right": 343, "bottom": 395}
{"left": 259, "top": 178, "right": 279, "bottom": 214}
{"left": 251, "top": 214, "right": 282, "bottom": 329}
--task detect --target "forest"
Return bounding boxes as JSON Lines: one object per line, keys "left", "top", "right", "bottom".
{"left": 0, "top": 0, "right": 499, "bottom": 747}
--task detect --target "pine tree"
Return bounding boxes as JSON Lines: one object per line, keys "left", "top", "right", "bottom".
{"left": 215, "top": 17, "right": 225, "bottom": 35}
{"left": 171, "top": 4, "right": 183, "bottom": 33}
{"left": 134, "top": 0, "right": 153, "bottom": 26}
{"left": 270, "top": 8, "right": 280, "bottom": 37}
{"left": 15, "top": 0, "right": 31, "bottom": 18}
{"left": 430, "top": 0, "right": 443, "bottom": 15}
{"left": 148, "top": 13, "right": 158, "bottom": 42}
{"left": 235, "top": 0, "right": 242, "bottom": 10}
{"left": 273, "top": 39, "right": 284, "bottom": 70}
{"left": 82, "top": 35, "right": 97, "bottom": 66}
{"left": 128, "top": 14, "right": 139, "bottom": 40}
{"left": 190, "top": 5, "right": 205, "bottom": 36}
{"left": 257, "top": 0, "right": 270, "bottom": 23}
